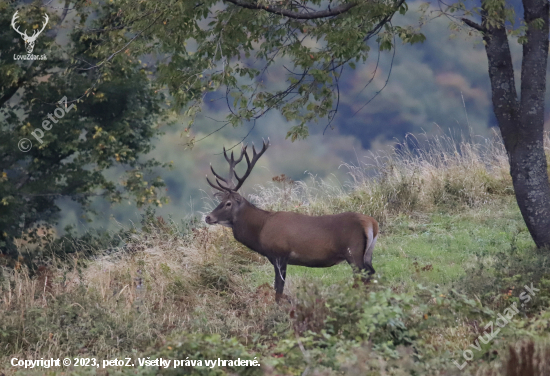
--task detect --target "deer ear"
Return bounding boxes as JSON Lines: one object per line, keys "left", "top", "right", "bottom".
{"left": 234, "top": 194, "right": 242, "bottom": 203}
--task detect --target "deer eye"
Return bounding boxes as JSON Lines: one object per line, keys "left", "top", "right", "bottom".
{"left": 226, "top": 202, "right": 232, "bottom": 207}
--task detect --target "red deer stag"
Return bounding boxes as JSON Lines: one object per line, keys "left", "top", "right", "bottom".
{"left": 205, "top": 141, "right": 378, "bottom": 303}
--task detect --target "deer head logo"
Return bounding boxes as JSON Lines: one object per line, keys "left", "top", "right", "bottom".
{"left": 11, "top": 11, "right": 49, "bottom": 54}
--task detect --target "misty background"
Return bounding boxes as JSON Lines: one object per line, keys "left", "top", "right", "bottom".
{"left": 50, "top": 1, "right": 547, "bottom": 235}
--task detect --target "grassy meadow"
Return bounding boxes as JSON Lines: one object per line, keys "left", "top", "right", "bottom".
{"left": 1, "top": 133, "right": 550, "bottom": 375}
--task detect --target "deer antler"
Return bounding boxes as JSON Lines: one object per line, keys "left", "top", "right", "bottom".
{"left": 207, "top": 145, "right": 247, "bottom": 192}
{"left": 222, "top": 146, "right": 246, "bottom": 189}
{"left": 11, "top": 11, "right": 28, "bottom": 39}
{"left": 206, "top": 163, "right": 233, "bottom": 192}
{"left": 233, "top": 139, "right": 270, "bottom": 191}
{"left": 206, "top": 175, "right": 230, "bottom": 192}
{"left": 206, "top": 139, "right": 270, "bottom": 193}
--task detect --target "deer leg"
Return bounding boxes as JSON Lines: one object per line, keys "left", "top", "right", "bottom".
{"left": 363, "top": 235, "right": 377, "bottom": 276}
{"left": 345, "top": 245, "right": 373, "bottom": 286}
{"left": 273, "top": 258, "right": 288, "bottom": 303}
{"left": 358, "top": 261, "right": 375, "bottom": 285}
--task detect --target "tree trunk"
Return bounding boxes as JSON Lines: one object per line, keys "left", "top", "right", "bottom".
{"left": 483, "top": 0, "right": 550, "bottom": 248}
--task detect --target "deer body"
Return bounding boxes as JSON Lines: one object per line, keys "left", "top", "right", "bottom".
{"left": 205, "top": 141, "right": 378, "bottom": 303}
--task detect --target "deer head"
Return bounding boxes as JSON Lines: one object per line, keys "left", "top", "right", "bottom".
{"left": 205, "top": 140, "right": 269, "bottom": 227}
{"left": 11, "top": 11, "right": 49, "bottom": 54}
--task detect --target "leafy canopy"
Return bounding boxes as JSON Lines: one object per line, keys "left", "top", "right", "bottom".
{"left": 79, "top": 0, "right": 425, "bottom": 142}
{"left": 0, "top": 1, "right": 168, "bottom": 255}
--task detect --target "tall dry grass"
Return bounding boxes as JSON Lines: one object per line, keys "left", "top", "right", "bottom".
{"left": 0, "top": 219, "right": 283, "bottom": 367}
{"left": 250, "top": 131, "right": 549, "bottom": 225}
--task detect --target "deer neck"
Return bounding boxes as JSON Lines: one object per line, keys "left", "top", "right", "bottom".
{"left": 232, "top": 200, "right": 270, "bottom": 252}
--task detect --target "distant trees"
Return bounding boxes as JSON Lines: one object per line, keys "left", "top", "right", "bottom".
{"left": 83, "top": 0, "right": 421, "bottom": 142}
{"left": 0, "top": 2, "right": 168, "bottom": 257}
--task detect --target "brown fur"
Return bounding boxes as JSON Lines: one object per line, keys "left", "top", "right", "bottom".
{"left": 205, "top": 142, "right": 378, "bottom": 303}
{"left": 206, "top": 193, "right": 378, "bottom": 303}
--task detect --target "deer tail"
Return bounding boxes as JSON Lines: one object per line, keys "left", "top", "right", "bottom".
{"left": 359, "top": 216, "right": 378, "bottom": 273}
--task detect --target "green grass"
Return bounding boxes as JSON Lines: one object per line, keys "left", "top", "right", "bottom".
{"left": 250, "top": 198, "right": 533, "bottom": 293}
{"left": 378, "top": 200, "right": 533, "bottom": 286}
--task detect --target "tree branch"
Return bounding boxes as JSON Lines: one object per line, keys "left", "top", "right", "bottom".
{"left": 224, "top": 0, "right": 357, "bottom": 19}
{"left": 0, "top": 79, "right": 24, "bottom": 108}
{"left": 0, "top": 64, "right": 37, "bottom": 108}
{"left": 519, "top": 0, "right": 549, "bottom": 134}
{"left": 480, "top": 7, "right": 519, "bottom": 149}
{"left": 78, "top": 12, "right": 163, "bottom": 71}
{"left": 364, "top": 0, "right": 405, "bottom": 41}
{"left": 84, "top": 10, "right": 158, "bottom": 34}
{"left": 461, "top": 17, "right": 485, "bottom": 32}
